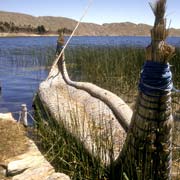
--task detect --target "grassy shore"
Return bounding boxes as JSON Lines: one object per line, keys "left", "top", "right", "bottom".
{"left": 0, "top": 118, "right": 28, "bottom": 180}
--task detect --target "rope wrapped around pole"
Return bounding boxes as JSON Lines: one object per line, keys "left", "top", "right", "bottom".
{"left": 139, "top": 61, "right": 173, "bottom": 96}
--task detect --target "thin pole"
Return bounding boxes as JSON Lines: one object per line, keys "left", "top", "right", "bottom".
{"left": 50, "top": 0, "right": 93, "bottom": 70}
{"left": 20, "top": 104, "right": 28, "bottom": 127}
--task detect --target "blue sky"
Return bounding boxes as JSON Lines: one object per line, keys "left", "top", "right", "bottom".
{"left": 0, "top": 0, "right": 180, "bottom": 28}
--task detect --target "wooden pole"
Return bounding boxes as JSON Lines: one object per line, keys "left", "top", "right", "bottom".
{"left": 20, "top": 104, "right": 28, "bottom": 127}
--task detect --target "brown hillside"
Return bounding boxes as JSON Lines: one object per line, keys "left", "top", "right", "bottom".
{"left": 0, "top": 11, "right": 180, "bottom": 36}
{"left": 102, "top": 22, "right": 152, "bottom": 36}
{"left": 0, "top": 11, "right": 38, "bottom": 27}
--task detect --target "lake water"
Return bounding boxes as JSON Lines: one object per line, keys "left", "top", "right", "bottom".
{"left": 0, "top": 36, "right": 180, "bottom": 121}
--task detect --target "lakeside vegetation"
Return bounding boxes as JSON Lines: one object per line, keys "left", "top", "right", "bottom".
{"left": 34, "top": 46, "right": 180, "bottom": 179}
{"left": 65, "top": 46, "right": 180, "bottom": 113}
{"left": 0, "top": 21, "right": 72, "bottom": 35}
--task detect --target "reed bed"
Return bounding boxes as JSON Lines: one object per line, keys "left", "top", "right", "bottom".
{"left": 66, "top": 46, "right": 179, "bottom": 110}
{"left": 34, "top": 46, "right": 180, "bottom": 179}
{"left": 34, "top": 95, "right": 108, "bottom": 180}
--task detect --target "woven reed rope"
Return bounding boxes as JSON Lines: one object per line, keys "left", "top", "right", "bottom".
{"left": 136, "top": 68, "right": 173, "bottom": 179}
{"left": 113, "top": 71, "right": 173, "bottom": 179}
{"left": 124, "top": 92, "right": 172, "bottom": 179}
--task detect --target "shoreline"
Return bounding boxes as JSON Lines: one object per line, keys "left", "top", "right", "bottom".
{"left": 0, "top": 32, "right": 180, "bottom": 38}
{"left": 0, "top": 32, "right": 58, "bottom": 37}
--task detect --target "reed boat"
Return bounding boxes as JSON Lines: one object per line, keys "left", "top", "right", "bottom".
{"left": 34, "top": 34, "right": 132, "bottom": 166}
{"left": 34, "top": 0, "right": 178, "bottom": 179}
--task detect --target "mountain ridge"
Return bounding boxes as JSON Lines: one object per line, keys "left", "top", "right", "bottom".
{"left": 0, "top": 11, "right": 180, "bottom": 36}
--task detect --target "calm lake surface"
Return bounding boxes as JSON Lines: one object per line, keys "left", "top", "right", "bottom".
{"left": 0, "top": 36, "right": 180, "bottom": 121}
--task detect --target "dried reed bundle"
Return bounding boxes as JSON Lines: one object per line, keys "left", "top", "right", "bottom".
{"left": 113, "top": 1, "right": 176, "bottom": 179}
{"left": 148, "top": 0, "right": 175, "bottom": 63}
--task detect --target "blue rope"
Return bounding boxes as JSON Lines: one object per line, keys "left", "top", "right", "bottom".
{"left": 139, "top": 61, "right": 173, "bottom": 97}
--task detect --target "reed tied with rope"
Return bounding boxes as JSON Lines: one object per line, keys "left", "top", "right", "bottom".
{"left": 146, "top": 0, "right": 175, "bottom": 63}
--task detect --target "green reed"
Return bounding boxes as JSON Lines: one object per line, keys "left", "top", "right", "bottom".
{"left": 66, "top": 46, "right": 179, "bottom": 108}
{"left": 66, "top": 47, "right": 143, "bottom": 107}
{"left": 8, "top": 46, "right": 55, "bottom": 68}
{"left": 34, "top": 95, "right": 108, "bottom": 180}
{"left": 34, "top": 46, "right": 180, "bottom": 179}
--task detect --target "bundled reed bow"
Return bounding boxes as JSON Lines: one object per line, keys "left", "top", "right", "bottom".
{"left": 113, "top": 0, "right": 175, "bottom": 179}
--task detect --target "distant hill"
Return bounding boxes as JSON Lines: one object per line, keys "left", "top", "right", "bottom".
{"left": 0, "top": 11, "right": 180, "bottom": 36}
